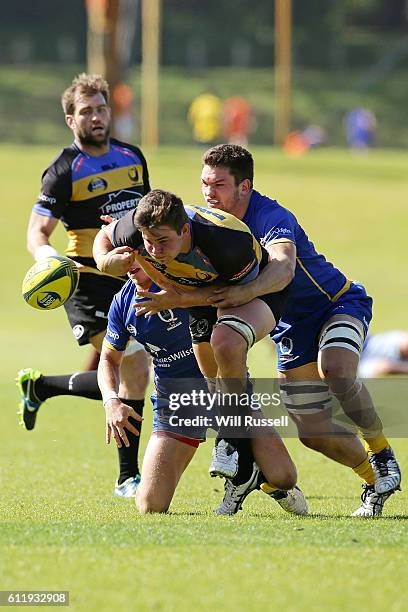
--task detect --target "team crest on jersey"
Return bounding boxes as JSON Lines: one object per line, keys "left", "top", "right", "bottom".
{"left": 127, "top": 324, "right": 137, "bottom": 335}
{"left": 157, "top": 309, "right": 182, "bottom": 331}
{"left": 128, "top": 166, "right": 139, "bottom": 182}
{"left": 195, "top": 270, "right": 213, "bottom": 281}
{"left": 280, "top": 336, "right": 293, "bottom": 355}
{"left": 87, "top": 177, "right": 108, "bottom": 193}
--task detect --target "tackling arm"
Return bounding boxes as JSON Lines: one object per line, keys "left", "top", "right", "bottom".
{"left": 207, "top": 241, "right": 296, "bottom": 308}
{"left": 93, "top": 223, "right": 135, "bottom": 276}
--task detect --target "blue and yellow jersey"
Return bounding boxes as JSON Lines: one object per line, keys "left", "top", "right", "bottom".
{"left": 32, "top": 138, "right": 150, "bottom": 270}
{"left": 243, "top": 190, "right": 352, "bottom": 316}
{"left": 104, "top": 280, "right": 203, "bottom": 382}
{"left": 112, "top": 204, "right": 267, "bottom": 289}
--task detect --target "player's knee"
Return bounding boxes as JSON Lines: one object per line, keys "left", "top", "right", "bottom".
{"left": 268, "top": 463, "right": 297, "bottom": 491}
{"left": 211, "top": 325, "right": 247, "bottom": 366}
{"left": 321, "top": 358, "right": 355, "bottom": 384}
{"left": 136, "top": 491, "right": 169, "bottom": 514}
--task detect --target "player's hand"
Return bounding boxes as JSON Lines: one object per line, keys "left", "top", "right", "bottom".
{"left": 99, "top": 246, "right": 135, "bottom": 276}
{"left": 207, "top": 284, "right": 255, "bottom": 308}
{"left": 134, "top": 285, "right": 186, "bottom": 316}
{"left": 105, "top": 398, "right": 143, "bottom": 448}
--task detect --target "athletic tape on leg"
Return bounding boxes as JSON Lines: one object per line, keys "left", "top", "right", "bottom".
{"left": 215, "top": 315, "right": 256, "bottom": 349}
{"left": 319, "top": 320, "right": 364, "bottom": 356}
{"left": 279, "top": 380, "right": 332, "bottom": 414}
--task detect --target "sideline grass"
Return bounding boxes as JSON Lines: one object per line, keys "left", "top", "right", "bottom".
{"left": 1, "top": 145, "right": 407, "bottom": 610}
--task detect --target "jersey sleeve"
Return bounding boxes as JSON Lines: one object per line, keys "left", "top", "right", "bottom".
{"left": 259, "top": 206, "right": 297, "bottom": 248}
{"left": 32, "top": 161, "right": 72, "bottom": 219}
{"left": 111, "top": 209, "right": 143, "bottom": 249}
{"left": 103, "top": 293, "right": 130, "bottom": 352}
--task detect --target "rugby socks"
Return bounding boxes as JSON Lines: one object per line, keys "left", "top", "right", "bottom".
{"left": 117, "top": 399, "right": 144, "bottom": 485}
{"left": 231, "top": 438, "right": 255, "bottom": 485}
{"left": 259, "top": 481, "right": 279, "bottom": 495}
{"left": 34, "top": 371, "right": 101, "bottom": 401}
{"left": 352, "top": 454, "right": 375, "bottom": 485}
{"left": 360, "top": 415, "right": 389, "bottom": 454}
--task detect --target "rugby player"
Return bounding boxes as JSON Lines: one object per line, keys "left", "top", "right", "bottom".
{"left": 17, "top": 73, "right": 151, "bottom": 497}
{"left": 198, "top": 144, "right": 401, "bottom": 517}
{"left": 93, "top": 189, "right": 297, "bottom": 489}
{"left": 99, "top": 262, "right": 306, "bottom": 514}
{"left": 127, "top": 146, "right": 402, "bottom": 516}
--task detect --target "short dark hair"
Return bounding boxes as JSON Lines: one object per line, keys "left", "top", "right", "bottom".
{"left": 61, "top": 73, "right": 110, "bottom": 115}
{"left": 134, "top": 189, "right": 188, "bottom": 234}
{"left": 202, "top": 144, "right": 254, "bottom": 187}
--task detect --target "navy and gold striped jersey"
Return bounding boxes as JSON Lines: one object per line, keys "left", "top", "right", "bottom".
{"left": 32, "top": 138, "right": 150, "bottom": 270}
{"left": 112, "top": 204, "right": 268, "bottom": 288}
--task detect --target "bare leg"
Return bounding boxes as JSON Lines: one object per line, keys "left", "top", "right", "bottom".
{"left": 136, "top": 435, "right": 197, "bottom": 513}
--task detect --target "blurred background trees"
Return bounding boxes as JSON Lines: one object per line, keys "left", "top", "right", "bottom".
{"left": 1, "top": 0, "right": 408, "bottom": 146}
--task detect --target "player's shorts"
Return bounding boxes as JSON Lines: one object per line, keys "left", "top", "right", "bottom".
{"left": 272, "top": 282, "right": 373, "bottom": 371}
{"left": 189, "top": 285, "right": 290, "bottom": 344}
{"left": 151, "top": 394, "right": 207, "bottom": 446}
{"left": 64, "top": 271, "right": 126, "bottom": 346}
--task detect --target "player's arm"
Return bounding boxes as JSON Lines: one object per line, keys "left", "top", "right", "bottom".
{"left": 27, "top": 211, "right": 60, "bottom": 261}
{"left": 135, "top": 282, "right": 223, "bottom": 316}
{"left": 93, "top": 221, "right": 135, "bottom": 276}
{"left": 98, "top": 341, "right": 143, "bottom": 448}
{"left": 208, "top": 241, "right": 296, "bottom": 308}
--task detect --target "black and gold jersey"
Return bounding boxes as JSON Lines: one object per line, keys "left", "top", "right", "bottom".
{"left": 32, "top": 138, "right": 150, "bottom": 269}
{"left": 112, "top": 204, "right": 268, "bottom": 288}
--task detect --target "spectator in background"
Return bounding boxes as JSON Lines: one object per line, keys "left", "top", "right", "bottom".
{"left": 223, "top": 96, "right": 254, "bottom": 146}
{"left": 188, "top": 93, "right": 222, "bottom": 145}
{"left": 344, "top": 107, "right": 377, "bottom": 150}
{"left": 358, "top": 331, "right": 408, "bottom": 377}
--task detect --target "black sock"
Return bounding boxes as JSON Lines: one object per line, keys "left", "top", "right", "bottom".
{"left": 117, "top": 399, "right": 144, "bottom": 485}
{"left": 231, "top": 438, "right": 256, "bottom": 485}
{"left": 34, "top": 371, "right": 101, "bottom": 402}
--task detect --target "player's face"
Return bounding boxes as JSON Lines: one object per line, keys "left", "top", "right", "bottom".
{"left": 128, "top": 261, "right": 151, "bottom": 288}
{"left": 66, "top": 93, "right": 111, "bottom": 148}
{"left": 201, "top": 165, "right": 242, "bottom": 214}
{"left": 141, "top": 224, "right": 190, "bottom": 264}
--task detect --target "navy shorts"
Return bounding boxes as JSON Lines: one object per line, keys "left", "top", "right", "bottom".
{"left": 151, "top": 394, "right": 208, "bottom": 443}
{"left": 272, "top": 282, "right": 373, "bottom": 371}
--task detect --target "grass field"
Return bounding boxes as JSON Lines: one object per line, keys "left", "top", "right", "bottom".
{"left": 1, "top": 145, "right": 408, "bottom": 610}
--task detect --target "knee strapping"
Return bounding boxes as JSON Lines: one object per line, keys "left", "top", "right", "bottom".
{"left": 279, "top": 380, "right": 332, "bottom": 414}
{"left": 215, "top": 315, "right": 256, "bottom": 349}
{"left": 319, "top": 320, "right": 364, "bottom": 356}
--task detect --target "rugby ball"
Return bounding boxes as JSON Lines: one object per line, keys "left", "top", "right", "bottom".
{"left": 22, "top": 256, "right": 79, "bottom": 310}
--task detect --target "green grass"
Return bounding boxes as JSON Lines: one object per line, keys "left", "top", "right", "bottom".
{"left": 1, "top": 145, "right": 408, "bottom": 610}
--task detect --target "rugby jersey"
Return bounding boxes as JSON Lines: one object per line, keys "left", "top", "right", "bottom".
{"left": 112, "top": 205, "right": 268, "bottom": 289}
{"left": 32, "top": 138, "right": 150, "bottom": 271}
